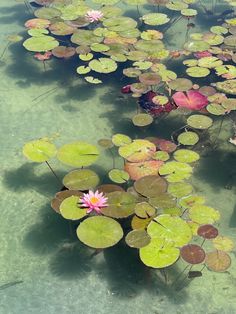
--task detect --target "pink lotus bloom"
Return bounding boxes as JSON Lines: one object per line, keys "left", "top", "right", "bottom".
{"left": 194, "top": 51, "right": 212, "bottom": 59}
{"left": 80, "top": 190, "right": 108, "bottom": 214}
{"left": 34, "top": 51, "right": 52, "bottom": 61}
{"left": 172, "top": 90, "right": 208, "bottom": 110}
{"left": 85, "top": 10, "right": 103, "bottom": 23}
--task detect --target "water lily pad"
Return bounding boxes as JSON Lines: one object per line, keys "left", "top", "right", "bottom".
{"left": 224, "top": 35, "right": 236, "bottom": 47}
{"left": 123, "top": 67, "right": 142, "bottom": 77}
{"left": 101, "top": 191, "right": 136, "bottom": 218}
{"left": 139, "top": 238, "right": 180, "bottom": 268}
{"left": 207, "top": 103, "right": 226, "bottom": 115}
{"left": 84, "top": 76, "right": 102, "bottom": 84}
{"left": 135, "top": 202, "right": 156, "bottom": 218}
{"left": 205, "top": 251, "right": 231, "bottom": 272}
{"left": 134, "top": 39, "right": 164, "bottom": 53}
{"left": 173, "top": 149, "right": 200, "bottom": 163}
{"left": 142, "top": 13, "right": 170, "bottom": 26}
{"left": 49, "top": 22, "right": 75, "bottom": 36}
{"left": 131, "top": 215, "right": 153, "bottom": 230}
{"left": 178, "top": 195, "right": 205, "bottom": 208}
{"left": 125, "top": 230, "right": 151, "bottom": 248}
{"left": 57, "top": 141, "right": 99, "bottom": 167}
{"left": 112, "top": 134, "right": 132, "bottom": 146}
{"left": 91, "top": 43, "right": 110, "bottom": 52}
{"left": 210, "top": 26, "right": 228, "bottom": 35}
{"left": 152, "top": 151, "right": 170, "bottom": 161}
{"left": 168, "top": 182, "right": 193, "bottom": 198}
{"left": 180, "top": 244, "right": 205, "bottom": 264}
{"left": 199, "top": 86, "right": 216, "bottom": 96}
{"left": 186, "top": 67, "right": 210, "bottom": 78}
{"left": 187, "top": 114, "right": 213, "bottom": 129}
{"left": 147, "top": 214, "right": 192, "bottom": 246}
{"left": 97, "top": 139, "right": 113, "bottom": 149}
{"left": 172, "top": 90, "right": 208, "bottom": 110}
{"left": 89, "top": 58, "right": 117, "bottom": 73}
{"left": 166, "top": 1, "right": 188, "bottom": 10}
{"left": 23, "top": 138, "right": 57, "bottom": 162}
{"left": 222, "top": 98, "right": 236, "bottom": 111}
{"left": 189, "top": 205, "right": 220, "bottom": 224}
{"left": 134, "top": 175, "right": 167, "bottom": 197}
{"left": 177, "top": 131, "right": 199, "bottom": 145}
{"left": 63, "top": 169, "right": 100, "bottom": 190}
{"left": 118, "top": 139, "right": 156, "bottom": 162}
{"left": 139, "top": 73, "right": 161, "bottom": 85}
{"left": 198, "top": 56, "right": 223, "bottom": 69}
{"left": 130, "top": 83, "right": 150, "bottom": 94}
{"left": 159, "top": 161, "right": 193, "bottom": 176}
{"left": 23, "top": 35, "right": 59, "bottom": 52}
{"left": 51, "top": 190, "right": 82, "bottom": 214}
{"left": 197, "top": 224, "right": 218, "bottom": 239}
{"left": 169, "top": 78, "right": 193, "bottom": 91}
{"left": 28, "top": 29, "right": 49, "bottom": 37}
{"left": 108, "top": 169, "right": 130, "bottom": 183}
{"left": 141, "top": 30, "right": 163, "bottom": 40}
{"left": 25, "top": 18, "right": 51, "bottom": 29}
{"left": 71, "top": 30, "right": 103, "bottom": 46}
{"left": 77, "top": 216, "right": 123, "bottom": 249}
{"left": 34, "top": 7, "right": 61, "bottom": 19}
{"left": 149, "top": 193, "right": 176, "bottom": 209}
{"left": 184, "top": 41, "right": 210, "bottom": 52}
{"left": 60, "top": 196, "right": 87, "bottom": 220}
{"left": 181, "top": 8, "right": 197, "bottom": 16}
{"left": 52, "top": 46, "right": 76, "bottom": 58}
{"left": 77, "top": 66, "right": 91, "bottom": 75}
{"left": 212, "top": 236, "right": 234, "bottom": 252}
{"left": 103, "top": 17, "right": 137, "bottom": 32}
{"left": 203, "top": 32, "right": 224, "bottom": 45}
{"left": 124, "top": 160, "right": 164, "bottom": 181}
{"left": 97, "top": 184, "right": 124, "bottom": 194}
{"left": 215, "top": 80, "right": 236, "bottom": 95}
{"left": 132, "top": 113, "right": 153, "bottom": 126}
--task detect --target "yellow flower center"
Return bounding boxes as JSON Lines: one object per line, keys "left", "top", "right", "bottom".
{"left": 90, "top": 196, "right": 99, "bottom": 205}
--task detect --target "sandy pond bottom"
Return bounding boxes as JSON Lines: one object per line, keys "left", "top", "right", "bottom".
{"left": 0, "top": 1, "right": 236, "bottom": 314}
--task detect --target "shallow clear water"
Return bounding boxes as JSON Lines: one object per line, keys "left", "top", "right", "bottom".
{"left": 0, "top": 1, "right": 236, "bottom": 313}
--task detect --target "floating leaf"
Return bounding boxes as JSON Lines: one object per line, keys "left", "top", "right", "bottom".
{"left": 77, "top": 66, "right": 91, "bottom": 75}
{"left": 142, "top": 13, "right": 170, "bottom": 26}
{"left": 79, "top": 53, "right": 93, "bottom": 61}
{"left": 124, "top": 160, "right": 164, "bottom": 181}
{"left": 89, "top": 58, "right": 117, "bottom": 73}
{"left": 135, "top": 202, "right": 156, "bottom": 218}
{"left": 34, "top": 7, "right": 61, "bottom": 19}
{"left": 184, "top": 41, "right": 210, "bottom": 52}
{"left": 101, "top": 191, "right": 136, "bottom": 218}
{"left": 112, "top": 134, "right": 132, "bottom": 146}
{"left": 210, "top": 26, "right": 228, "bottom": 35}
{"left": 97, "top": 184, "right": 124, "bottom": 194}
{"left": 131, "top": 215, "right": 153, "bottom": 230}
{"left": 212, "top": 236, "right": 234, "bottom": 252}
{"left": 71, "top": 30, "right": 103, "bottom": 46}
{"left": 198, "top": 56, "right": 223, "bottom": 69}
{"left": 125, "top": 230, "right": 151, "bottom": 248}
{"left": 108, "top": 169, "right": 130, "bottom": 183}
{"left": 206, "top": 103, "right": 226, "bottom": 115}
{"left": 57, "top": 141, "right": 99, "bottom": 167}
{"left": 149, "top": 193, "right": 176, "bottom": 209}
{"left": 25, "top": 18, "right": 51, "bottom": 29}
{"left": 177, "top": 131, "right": 199, "bottom": 145}
{"left": 118, "top": 139, "right": 156, "bottom": 162}
{"left": 134, "top": 175, "right": 167, "bottom": 197}
{"left": 97, "top": 138, "right": 113, "bottom": 149}
{"left": 178, "top": 195, "right": 205, "bottom": 208}
{"left": 49, "top": 22, "right": 75, "bottom": 36}
{"left": 197, "top": 224, "right": 218, "bottom": 239}
{"left": 23, "top": 138, "right": 57, "bottom": 162}
{"left": 123, "top": 67, "right": 142, "bottom": 77}
{"left": 147, "top": 214, "right": 192, "bottom": 246}
{"left": 84, "top": 76, "right": 102, "bottom": 84}
{"left": 23, "top": 35, "right": 59, "bottom": 52}
{"left": 187, "top": 114, "right": 213, "bottom": 129}
{"left": 60, "top": 196, "right": 87, "bottom": 220}
{"left": 168, "top": 182, "right": 193, "bottom": 198}
{"left": 77, "top": 216, "right": 123, "bottom": 249}
{"left": 63, "top": 169, "right": 100, "bottom": 190}
{"left": 139, "top": 238, "right": 180, "bottom": 268}
{"left": 52, "top": 46, "right": 76, "bottom": 58}
{"left": 180, "top": 244, "right": 205, "bottom": 264}
{"left": 205, "top": 251, "right": 231, "bottom": 272}
{"left": 152, "top": 151, "right": 170, "bottom": 161}
{"left": 173, "top": 149, "right": 200, "bottom": 163}
{"left": 215, "top": 80, "right": 236, "bottom": 95}
{"left": 181, "top": 8, "right": 197, "bottom": 16}
{"left": 169, "top": 78, "right": 193, "bottom": 91}
{"left": 172, "top": 90, "right": 208, "bottom": 110}
{"left": 189, "top": 205, "right": 220, "bottom": 224}
{"left": 186, "top": 66, "right": 210, "bottom": 78}
{"left": 51, "top": 190, "right": 82, "bottom": 214}
{"left": 139, "top": 73, "right": 161, "bottom": 85}
{"left": 132, "top": 113, "right": 153, "bottom": 126}
{"left": 103, "top": 16, "right": 137, "bottom": 32}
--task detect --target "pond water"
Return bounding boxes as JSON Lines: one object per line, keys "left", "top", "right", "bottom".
{"left": 0, "top": 1, "right": 236, "bottom": 313}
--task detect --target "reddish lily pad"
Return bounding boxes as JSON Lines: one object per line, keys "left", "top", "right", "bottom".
{"left": 124, "top": 160, "right": 164, "bottom": 180}
{"left": 134, "top": 175, "right": 167, "bottom": 197}
{"left": 197, "top": 224, "right": 219, "bottom": 239}
{"left": 180, "top": 244, "right": 205, "bottom": 264}
{"left": 172, "top": 90, "right": 208, "bottom": 110}
{"left": 205, "top": 251, "right": 231, "bottom": 272}
{"left": 118, "top": 140, "right": 156, "bottom": 162}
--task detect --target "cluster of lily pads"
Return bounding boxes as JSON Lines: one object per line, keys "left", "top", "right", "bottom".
{"left": 22, "top": 136, "right": 234, "bottom": 278}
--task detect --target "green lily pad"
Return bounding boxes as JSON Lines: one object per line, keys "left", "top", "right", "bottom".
{"left": 186, "top": 67, "right": 210, "bottom": 78}
{"left": 118, "top": 139, "right": 156, "bottom": 162}
{"left": 169, "top": 78, "right": 193, "bottom": 91}
{"left": 124, "top": 160, "right": 164, "bottom": 181}
{"left": 108, "top": 169, "right": 130, "bottom": 183}
{"left": 97, "top": 139, "right": 113, "bottom": 149}
{"left": 166, "top": 1, "right": 188, "bottom": 11}
{"left": 71, "top": 30, "right": 103, "bottom": 46}
{"left": 77, "top": 66, "right": 91, "bottom": 75}
{"left": 60, "top": 196, "right": 87, "bottom": 220}
{"left": 189, "top": 205, "right": 220, "bottom": 224}
{"left": 147, "top": 214, "right": 192, "bottom": 246}
{"left": 103, "top": 16, "right": 137, "bottom": 32}
{"left": 101, "top": 191, "right": 136, "bottom": 218}
{"left": 49, "top": 22, "right": 75, "bottom": 36}
{"left": 224, "top": 35, "right": 236, "bottom": 47}
{"left": 178, "top": 195, "right": 205, "bottom": 208}
{"left": 177, "top": 131, "right": 199, "bottom": 145}
{"left": 132, "top": 113, "right": 153, "bottom": 126}
{"left": 63, "top": 169, "right": 100, "bottom": 190}
{"left": 142, "top": 13, "right": 170, "bottom": 26}
{"left": 100, "top": 6, "right": 123, "bottom": 18}
{"left": 139, "top": 238, "right": 180, "bottom": 268}
{"left": 84, "top": 76, "right": 102, "bottom": 84}
{"left": 212, "top": 236, "right": 234, "bottom": 252}
{"left": 135, "top": 202, "right": 156, "bottom": 218}
{"left": 168, "top": 182, "right": 193, "bottom": 198}
{"left": 152, "top": 151, "right": 170, "bottom": 161}
{"left": 134, "top": 39, "right": 164, "bottom": 53}
{"left": 77, "top": 216, "right": 123, "bottom": 249}
{"left": 89, "top": 58, "right": 117, "bottom": 73}
{"left": 57, "top": 141, "right": 99, "bottom": 167}
{"left": 28, "top": 28, "right": 49, "bottom": 37}
{"left": 159, "top": 161, "right": 193, "bottom": 176}
{"left": 210, "top": 26, "right": 228, "bottom": 35}
{"left": 222, "top": 98, "right": 236, "bottom": 111}
{"left": 134, "top": 175, "right": 167, "bottom": 197}
{"left": 187, "top": 115, "right": 213, "bottom": 129}
{"left": 112, "top": 134, "right": 132, "bottom": 146}
{"left": 123, "top": 67, "right": 142, "bottom": 77}
{"left": 23, "top": 138, "right": 57, "bottom": 162}
{"left": 203, "top": 32, "right": 224, "bottom": 45}
{"left": 149, "top": 193, "right": 177, "bottom": 209}
{"left": 23, "top": 35, "right": 59, "bottom": 52}
{"left": 51, "top": 190, "right": 82, "bottom": 214}
{"left": 183, "top": 59, "right": 198, "bottom": 67}
{"left": 173, "top": 149, "right": 200, "bottom": 163}
{"left": 126, "top": 50, "right": 148, "bottom": 61}
{"left": 215, "top": 80, "right": 236, "bottom": 95}
{"left": 184, "top": 41, "right": 210, "bottom": 52}
{"left": 91, "top": 43, "right": 110, "bottom": 52}
{"left": 139, "top": 72, "right": 161, "bottom": 85}
{"left": 198, "top": 57, "right": 223, "bottom": 69}
{"left": 206, "top": 103, "right": 226, "bottom": 115}
{"left": 181, "top": 8, "right": 197, "bottom": 16}
{"left": 133, "top": 61, "right": 153, "bottom": 70}
{"left": 79, "top": 53, "right": 93, "bottom": 61}
{"left": 34, "top": 7, "right": 61, "bottom": 19}
{"left": 125, "top": 230, "right": 151, "bottom": 248}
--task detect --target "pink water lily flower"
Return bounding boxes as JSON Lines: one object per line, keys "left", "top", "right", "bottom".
{"left": 34, "top": 51, "right": 52, "bottom": 61}
{"left": 80, "top": 190, "right": 108, "bottom": 214}
{"left": 85, "top": 10, "right": 103, "bottom": 23}
{"left": 172, "top": 90, "right": 208, "bottom": 110}
{"left": 194, "top": 51, "right": 212, "bottom": 59}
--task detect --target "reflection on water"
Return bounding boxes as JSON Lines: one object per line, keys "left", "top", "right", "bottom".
{"left": 0, "top": 1, "right": 236, "bottom": 313}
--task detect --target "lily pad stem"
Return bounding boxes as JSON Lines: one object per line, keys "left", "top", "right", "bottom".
{"left": 172, "top": 264, "right": 189, "bottom": 286}
{"left": 109, "top": 148, "right": 116, "bottom": 168}
{"left": 45, "top": 161, "right": 61, "bottom": 184}
{"left": 0, "top": 42, "right": 9, "bottom": 60}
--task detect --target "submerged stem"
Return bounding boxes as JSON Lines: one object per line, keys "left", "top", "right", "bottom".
{"left": 45, "top": 161, "right": 61, "bottom": 184}
{"left": 0, "top": 42, "right": 9, "bottom": 60}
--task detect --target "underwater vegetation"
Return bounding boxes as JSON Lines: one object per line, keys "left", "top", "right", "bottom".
{"left": 13, "top": 0, "right": 236, "bottom": 288}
